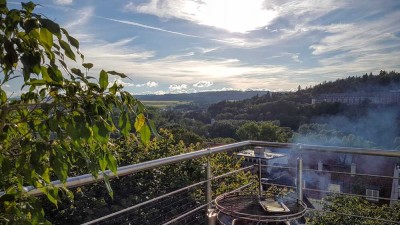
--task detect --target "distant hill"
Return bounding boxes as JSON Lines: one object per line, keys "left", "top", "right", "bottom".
{"left": 311, "top": 70, "right": 400, "bottom": 95}
{"left": 135, "top": 91, "right": 270, "bottom": 104}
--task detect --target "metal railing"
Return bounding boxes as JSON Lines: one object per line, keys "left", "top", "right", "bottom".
{"left": 7, "top": 141, "right": 400, "bottom": 224}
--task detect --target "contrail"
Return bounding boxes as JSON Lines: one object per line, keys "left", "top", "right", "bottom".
{"left": 98, "top": 16, "right": 237, "bottom": 45}
{"left": 99, "top": 16, "right": 205, "bottom": 39}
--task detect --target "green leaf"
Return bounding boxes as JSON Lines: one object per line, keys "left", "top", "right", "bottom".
{"left": 23, "top": 18, "right": 39, "bottom": 33}
{"left": 59, "top": 40, "right": 76, "bottom": 61}
{"left": 67, "top": 35, "right": 79, "bottom": 50}
{"left": 41, "top": 168, "right": 51, "bottom": 183}
{"left": 21, "top": 2, "right": 36, "bottom": 13}
{"left": 71, "top": 68, "right": 84, "bottom": 77}
{"left": 99, "top": 155, "right": 107, "bottom": 172}
{"left": 99, "top": 70, "right": 108, "bottom": 91}
{"left": 118, "top": 111, "right": 131, "bottom": 137}
{"left": 0, "top": 88, "right": 6, "bottom": 104}
{"left": 103, "top": 173, "right": 113, "bottom": 199}
{"left": 106, "top": 153, "right": 117, "bottom": 175}
{"left": 109, "top": 82, "right": 118, "bottom": 95}
{"left": 82, "top": 63, "right": 93, "bottom": 70}
{"left": 41, "top": 66, "right": 52, "bottom": 82}
{"left": 140, "top": 124, "right": 151, "bottom": 144}
{"left": 53, "top": 156, "right": 68, "bottom": 183}
{"left": 40, "top": 28, "right": 53, "bottom": 52}
{"left": 93, "top": 121, "right": 108, "bottom": 144}
{"left": 46, "top": 187, "right": 59, "bottom": 207}
{"left": 107, "top": 70, "right": 127, "bottom": 78}
{"left": 134, "top": 113, "right": 145, "bottom": 132}
{"left": 148, "top": 120, "right": 161, "bottom": 137}
{"left": 39, "top": 18, "right": 61, "bottom": 39}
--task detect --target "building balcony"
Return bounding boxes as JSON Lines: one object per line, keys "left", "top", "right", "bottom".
{"left": 17, "top": 141, "right": 400, "bottom": 224}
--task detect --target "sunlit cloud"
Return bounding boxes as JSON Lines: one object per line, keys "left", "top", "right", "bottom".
{"left": 127, "top": 0, "right": 278, "bottom": 33}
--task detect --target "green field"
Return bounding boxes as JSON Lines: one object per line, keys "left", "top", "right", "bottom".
{"left": 141, "top": 100, "right": 191, "bottom": 108}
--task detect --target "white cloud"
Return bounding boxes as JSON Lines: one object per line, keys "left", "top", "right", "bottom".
{"left": 83, "top": 38, "right": 155, "bottom": 61}
{"left": 309, "top": 12, "right": 400, "bottom": 56}
{"left": 146, "top": 81, "right": 158, "bottom": 87}
{"left": 127, "top": 0, "right": 278, "bottom": 33}
{"left": 169, "top": 84, "right": 188, "bottom": 93}
{"left": 110, "top": 78, "right": 136, "bottom": 87}
{"left": 54, "top": 0, "right": 73, "bottom": 5}
{"left": 193, "top": 81, "right": 213, "bottom": 88}
{"left": 64, "top": 7, "right": 94, "bottom": 29}
{"left": 268, "top": 52, "right": 302, "bottom": 63}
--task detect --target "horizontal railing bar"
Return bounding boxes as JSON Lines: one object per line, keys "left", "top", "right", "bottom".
{"left": 303, "top": 168, "right": 400, "bottom": 179}
{"left": 262, "top": 182, "right": 296, "bottom": 189}
{"left": 261, "top": 164, "right": 400, "bottom": 179}
{"left": 303, "top": 187, "right": 400, "bottom": 201}
{"left": 83, "top": 167, "right": 253, "bottom": 224}
{"left": 162, "top": 203, "right": 208, "bottom": 225}
{"left": 262, "top": 183, "right": 399, "bottom": 201}
{"left": 260, "top": 164, "right": 297, "bottom": 170}
{"left": 4, "top": 141, "right": 399, "bottom": 197}
{"left": 307, "top": 208, "right": 400, "bottom": 224}
{"left": 163, "top": 184, "right": 254, "bottom": 225}
{"left": 23, "top": 141, "right": 252, "bottom": 196}
{"left": 249, "top": 141, "right": 400, "bottom": 157}
{"left": 213, "top": 165, "right": 254, "bottom": 180}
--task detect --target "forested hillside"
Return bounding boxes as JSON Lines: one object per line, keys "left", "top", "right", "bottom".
{"left": 136, "top": 90, "right": 270, "bottom": 104}
{"left": 155, "top": 71, "right": 400, "bottom": 149}
{"left": 311, "top": 70, "right": 400, "bottom": 94}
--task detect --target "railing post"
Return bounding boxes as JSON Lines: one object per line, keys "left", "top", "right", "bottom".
{"left": 206, "top": 154, "right": 212, "bottom": 209}
{"left": 297, "top": 155, "right": 303, "bottom": 202}
{"left": 258, "top": 158, "right": 262, "bottom": 197}
{"left": 206, "top": 152, "right": 217, "bottom": 225}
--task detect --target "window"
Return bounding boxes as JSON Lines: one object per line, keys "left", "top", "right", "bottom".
{"left": 366, "top": 189, "right": 379, "bottom": 201}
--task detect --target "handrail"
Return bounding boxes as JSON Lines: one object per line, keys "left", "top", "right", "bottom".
{"left": 3, "top": 141, "right": 399, "bottom": 196}
{"left": 22, "top": 141, "right": 251, "bottom": 196}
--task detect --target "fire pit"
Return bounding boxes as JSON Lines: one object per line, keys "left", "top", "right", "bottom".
{"left": 215, "top": 191, "right": 307, "bottom": 225}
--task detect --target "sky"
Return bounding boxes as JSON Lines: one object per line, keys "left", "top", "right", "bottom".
{"left": 5, "top": 0, "right": 400, "bottom": 95}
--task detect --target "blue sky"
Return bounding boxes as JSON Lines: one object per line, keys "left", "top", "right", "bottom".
{"left": 5, "top": 0, "right": 400, "bottom": 95}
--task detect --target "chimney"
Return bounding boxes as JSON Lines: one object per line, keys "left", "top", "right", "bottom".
{"left": 351, "top": 163, "right": 356, "bottom": 177}
{"left": 318, "top": 161, "right": 323, "bottom": 171}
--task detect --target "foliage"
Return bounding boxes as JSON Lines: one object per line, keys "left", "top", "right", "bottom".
{"left": 236, "top": 121, "right": 292, "bottom": 142}
{"left": 209, "top": 153, "right": 256, "bottom": 197}
{"left": 311, "top": 70, "right": 400, "bottom": 95}
{"left": 0, "top": 2, "right": 153, "bottom": 224}
{"left": 292, "top": 124, "right": 376, "bottom": 148}
{"left": 308, "top": 195, "right": 400, "bottom": 225}
{"left": 42, "top": 129, "right": 255, "bottom": 224}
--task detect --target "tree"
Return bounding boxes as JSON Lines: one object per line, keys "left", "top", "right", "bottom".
{"left": 308, "top": 195, "right": 400, "bottom": 225}
{"left": 0, "top": 2, "right": 153, "bottom": 224}
{"left": 236, "top": 121, "right": 291, "bottom": 142}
